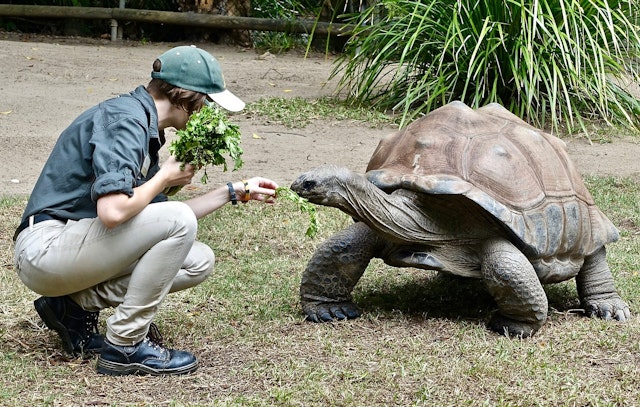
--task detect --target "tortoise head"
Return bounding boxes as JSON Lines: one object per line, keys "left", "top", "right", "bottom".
{"left": 291, "top": 165, "right": 362, "bottom": 209}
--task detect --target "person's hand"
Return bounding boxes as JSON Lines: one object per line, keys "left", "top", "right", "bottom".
{"left": 239, "top": 177, "right": 278, "bottom": 204}
{"left": 160, "top": 156, "right": 196, "bottom": 188}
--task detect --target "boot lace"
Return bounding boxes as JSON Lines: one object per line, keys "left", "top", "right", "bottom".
{"left": 147, "top": 322, "right": 164, "bottom": 346}
{"left": 143, "top": 322, "right": 168, "bottom": 355}
{"left": 80, "top": 311, "right": 100, "bottom": 344}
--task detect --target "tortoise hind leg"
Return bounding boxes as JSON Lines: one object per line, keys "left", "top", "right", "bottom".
{"left": 300, "top": 222, "right": 384, "bottom": 322}
{"left": 576, "top": 247, "right": 630, "bottom": 321}
{"left": 481, "top": 238, "right": 548, "bottom": 337}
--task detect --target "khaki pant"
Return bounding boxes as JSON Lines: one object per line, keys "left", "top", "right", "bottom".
{"left": 13, "top": 201, "right": 214, "bottom": 346}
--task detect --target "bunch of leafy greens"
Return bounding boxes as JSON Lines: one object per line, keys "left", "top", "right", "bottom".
{"left": 164, "top": 105, "right": 243, "bottom": 196}
{"left": 276, "top": 186, "right": 318, "bottom": 238}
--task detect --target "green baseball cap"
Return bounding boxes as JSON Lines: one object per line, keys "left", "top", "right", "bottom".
{"left": 151, "top": 45, "right": 245, "bottom": 112}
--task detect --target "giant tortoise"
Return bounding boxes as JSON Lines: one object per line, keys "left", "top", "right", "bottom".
{"left": 290, "top": 101, "right": 630, "bottom": 337}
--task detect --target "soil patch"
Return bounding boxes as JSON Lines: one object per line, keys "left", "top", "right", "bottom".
{"left": 1, "top": 32, "right": 639, "bottom": 197}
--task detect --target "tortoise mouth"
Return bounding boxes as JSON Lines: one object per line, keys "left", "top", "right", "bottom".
{"left": 290, "top": 175, "right": 326, "bottom": 205}
{"left": 291, "top": 178, "right": 316, "bottom": 194}
{"left": 290, "top": 177, "right": 314, "bottom": 197}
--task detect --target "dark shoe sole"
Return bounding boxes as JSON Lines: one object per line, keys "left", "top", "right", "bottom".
{"left": 34, "top": 297, "right": 75, "bottom": 354}
{"left": 96, "top": 357, "right": 198, "bottom": 376}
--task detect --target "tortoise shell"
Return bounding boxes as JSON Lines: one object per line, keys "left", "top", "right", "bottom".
{"left": 365, "top": 101, "right": 619, "bottom": 258}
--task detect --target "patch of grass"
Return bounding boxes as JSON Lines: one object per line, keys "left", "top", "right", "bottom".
{"left": 585, "top": 176, "right": 640, "bottom": 236}
{"left": 250, "top": 0, "right": 316, "bottom": 54}
{"left": 1, "top": 175, "right": 639, "bottom": 405}
{"left": 252, "top": 31, "right": 309, "bottom": 54}
{"left": 245, "top": 96, "right": 399, "bottom": 128}
{"left": 584, "top": 176, "right": 640, "bottom": 312}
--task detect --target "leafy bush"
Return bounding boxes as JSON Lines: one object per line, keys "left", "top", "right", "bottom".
{"left": 332, "top": 0, "right": 640, "bottom": 134}
{"left": 251, "top": 0, "right": 317, "bottom": 52}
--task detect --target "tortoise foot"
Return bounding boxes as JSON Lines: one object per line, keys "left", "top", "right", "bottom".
{"left": 488, "top": 315, "right": 543, "bottom": 338}
{"left": 583, "top": 296, "right": 631, "bottom": 321}
{"left": 303, "top": 301, "right": 361, "bottom": 323}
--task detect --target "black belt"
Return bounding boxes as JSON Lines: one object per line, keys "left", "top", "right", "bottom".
{"left": 13, "top": 213, "right": 65, "bottom": 241}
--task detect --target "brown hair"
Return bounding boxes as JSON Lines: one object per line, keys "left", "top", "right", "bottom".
{"left": 147, "top": 59, "right": 207, "bottom": 114}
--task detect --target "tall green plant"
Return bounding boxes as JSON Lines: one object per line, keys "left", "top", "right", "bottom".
{"left": 332, "top": 0, "right": 640, "bottom": 135}
{"left": 252, "top": 0, "right": 318, "bottom": 52}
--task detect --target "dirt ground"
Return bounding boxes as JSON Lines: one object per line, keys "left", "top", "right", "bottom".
{"left": 1, "top": 32, "right": 640, "bottom": 198}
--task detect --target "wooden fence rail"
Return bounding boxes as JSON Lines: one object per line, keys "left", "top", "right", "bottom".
{"left": 0, "top": 5, "right": 349, "bottom": 37}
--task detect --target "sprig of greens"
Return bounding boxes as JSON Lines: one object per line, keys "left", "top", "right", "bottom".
{"left": 276, "top": 186, "right": 318, "bottom": 238}
{"left": 164, "top": 105, "right": 243, "bottom": 195}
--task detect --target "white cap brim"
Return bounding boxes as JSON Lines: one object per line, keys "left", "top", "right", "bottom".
{"left": 208, "top": 89, "right": 245, "bottom": 112}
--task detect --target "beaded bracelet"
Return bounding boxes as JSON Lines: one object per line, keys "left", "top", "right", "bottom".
{"left": 227, "top": 182, "right": 238, "bottom": 206}
{"left": 241, "top": 179, "right": 250, "bottom": 203}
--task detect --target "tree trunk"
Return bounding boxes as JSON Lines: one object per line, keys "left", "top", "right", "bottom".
{"left": 177, "top": 0, "right": 252, "bottom": 45}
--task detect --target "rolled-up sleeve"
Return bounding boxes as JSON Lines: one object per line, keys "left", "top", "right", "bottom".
{"left": 91, "top": 168, "right": 136, "bottom": 200}
{"left": 90, "top": 116, "right": 147, "bottom": 201}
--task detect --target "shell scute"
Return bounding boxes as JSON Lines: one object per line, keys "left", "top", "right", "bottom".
{"left": 365, "top": 102, "right": 618, "bottom": 257}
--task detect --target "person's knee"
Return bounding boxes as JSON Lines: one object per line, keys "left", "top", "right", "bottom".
{"left": 170, "top": 242, "right": 215, "bottom": 292}
{"left": 166, "top": 201, "right": 197, "bottom": 224}
{"left": 193, "top": 242, "right": 215, "bottom": 280}
{"left": 160, "top": 201, "right": 198, "bottom": 238}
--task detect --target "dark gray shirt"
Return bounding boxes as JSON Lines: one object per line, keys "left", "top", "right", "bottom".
{"left": 21, "top": 85, "right": 167, "bottom": 223}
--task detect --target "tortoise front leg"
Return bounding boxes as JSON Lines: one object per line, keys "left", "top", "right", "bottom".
{"left": 576, "top": 247, "right": 630, "bottom": 321}
{"left": 300, "top": 222, "right": 384, "bottom": 322}
{"left": 481, "top": 238, "right": 548, "bottom": 337}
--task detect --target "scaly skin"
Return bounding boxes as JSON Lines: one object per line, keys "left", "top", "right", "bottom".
{"left": 577, "top": 247, "right": 631, "bottom": 320}
{"left": 480, "top": 238, "right": 547, "bottom": 337}
{"left": 293, "top": 165, "right": 630, "bottom": 337}
{"left": 300, "top": 222, "right": 379, "bottom": 322}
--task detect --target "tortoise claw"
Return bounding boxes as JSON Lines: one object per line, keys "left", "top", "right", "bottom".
{"left": 488, "top": 314, "right": 541, "bottom": 338}
{"left": 317, "top": 308, "right": 334, "bottom": 322}
{"left": 303, "top": 302, "right": 361, "bottom": 323}
{"left": 305, "top": 313, "right": 321, "bottom": 323}
{"left": 329, "top": 305, "right": 347, "bottom": 320}
{"left": 584, "top": 298, "right": 630, "bottom": 322}
{"left": 614, "top": 309, "right": 629, "bottom": 321}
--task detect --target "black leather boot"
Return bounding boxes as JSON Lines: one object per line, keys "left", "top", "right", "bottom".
{"left": 97, "top": 328, "right": 198, "bottom": 376}
{"left": 34, "top": 296, "right": 104, "bottom": 356}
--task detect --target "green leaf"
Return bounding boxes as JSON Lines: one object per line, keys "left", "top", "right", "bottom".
{"left": 165, "top": 105, "right": 244, "bottom": 195}
{"left": 275, "top": 186, "right": 318, "bottom": 238}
